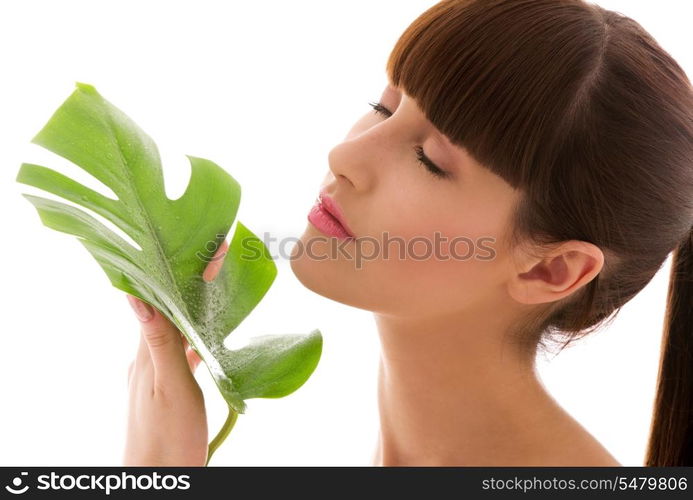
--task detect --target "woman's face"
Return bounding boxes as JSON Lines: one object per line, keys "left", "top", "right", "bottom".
{"left": 290, "top": 82, "right": 523, "bottom": 317}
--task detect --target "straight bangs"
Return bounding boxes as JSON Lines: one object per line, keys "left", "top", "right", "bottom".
{"left": 385, "top": 0, "right": 612, "bottom": 243}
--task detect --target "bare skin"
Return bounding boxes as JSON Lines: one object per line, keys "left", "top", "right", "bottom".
{"left": 290, "top": 82, "right": 621, "bottom": 466}
{"left": 124, "top": 82, "right": 621, "bottom": 466}
{"left": 369, "top": 314, "right": 621, "bottom": 466}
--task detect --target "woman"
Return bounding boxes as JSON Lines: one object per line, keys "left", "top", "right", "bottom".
{"left": 124, "top": 0, "right": 693, "bottom": 466}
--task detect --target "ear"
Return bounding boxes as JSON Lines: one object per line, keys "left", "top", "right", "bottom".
{"left": 507, "top": 241, "right": 604, "bottom": 305}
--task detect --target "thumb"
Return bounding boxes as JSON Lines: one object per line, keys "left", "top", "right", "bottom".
{"left": 127, "top": 295, "right": 189, "bottom": 382}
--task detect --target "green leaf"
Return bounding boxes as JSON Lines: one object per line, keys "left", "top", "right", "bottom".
{"left": 16, "top": 82, "right": 322, "bottom": 421}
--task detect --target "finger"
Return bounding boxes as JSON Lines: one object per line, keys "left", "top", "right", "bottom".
{"left": 133, "top": 330, "right": 158, "bottom": 388}
{"left": 130, "top": 333, "right": 154, "bottom": 389}
{"left": 202, "top": 240, "right": 229, "bottom": 282}
{"left": 180, "top": 334, "right": 202, "bottom": 372}
{"left": 186, "top": 347, "right": 203, "bottom": 372}
{"left": 181, "top": 334, "right": 191, "bottom": 351}
{"left": 135, "top": 326, "right": 153, "bottom": 369}
{"left": 132, "top": 303, "right": 155, "bottom": 373}
{"left": 127, "top": 295, "right": 190, "bottom": 383}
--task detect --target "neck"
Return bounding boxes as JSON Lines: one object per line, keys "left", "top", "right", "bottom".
{"left": 372, "top": 305, "right": 557, "bottom": 466}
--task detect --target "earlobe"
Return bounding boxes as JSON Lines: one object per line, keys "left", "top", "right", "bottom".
{"left": 507, "top": 241, "right": 604, "bottom": 305}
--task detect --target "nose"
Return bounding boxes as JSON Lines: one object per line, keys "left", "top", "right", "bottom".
{"left": 327, "top": 142, "right": 361, "bottom": 191}
{"left": 327, "top": 125, "right": 385, "bottom": 192}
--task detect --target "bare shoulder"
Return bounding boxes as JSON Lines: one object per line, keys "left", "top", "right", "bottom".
{"left": 526, "top": 408, "right": 622, "bottom": 466}
{"left": 533, "top": 441, "right": 622, "bottom": 466}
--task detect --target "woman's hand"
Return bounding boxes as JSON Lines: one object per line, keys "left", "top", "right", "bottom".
{"left": 123, "top": 241, "right": 229, "bottom": 466}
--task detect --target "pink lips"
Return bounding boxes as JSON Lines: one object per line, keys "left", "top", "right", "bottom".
{"left": 307, "top": 190, "right": 355, "bottom": 240}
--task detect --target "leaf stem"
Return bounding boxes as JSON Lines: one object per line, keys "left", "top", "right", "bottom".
{"left": 205, "top": 405, "right": 238, "bottom": 466}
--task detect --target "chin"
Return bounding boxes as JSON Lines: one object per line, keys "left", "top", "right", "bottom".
{"left": 288, "top": 224, "right": 368, "bottom": 309}
{"left": 289, "top": 239, "right": 318, "bottom": 291}
{"left": 289, "top": 225, "right": 337, "bottom": 295}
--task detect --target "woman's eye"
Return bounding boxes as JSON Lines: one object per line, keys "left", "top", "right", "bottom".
{"left": 414, "top": 146, "right": 450, "bottom": 179}
{"left": 368, "top": 101, "right": 392, "bottom": 118}
{"left": 367, "top": 101, "right": 450, "bottom": 180}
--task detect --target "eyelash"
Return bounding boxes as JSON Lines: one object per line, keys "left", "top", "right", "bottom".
{"left": 367, "top": 101, "right": 450, "bottom": 179}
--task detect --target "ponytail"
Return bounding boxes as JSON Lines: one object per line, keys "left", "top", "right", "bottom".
{"left": 645, "top": 229, "right": 693, "bottom": 466}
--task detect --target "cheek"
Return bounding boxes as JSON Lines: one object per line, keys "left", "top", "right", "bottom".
{"left": 362, "top": 229, "right": 504, "bottom": 315}
{"left": 354, "top": 198, "right": 509, "bottom": 314}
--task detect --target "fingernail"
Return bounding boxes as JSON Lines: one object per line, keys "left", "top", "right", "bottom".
{"left": 127, "top": 295, "right": 154, "bottom": 322}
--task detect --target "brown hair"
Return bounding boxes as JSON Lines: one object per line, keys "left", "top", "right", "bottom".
{"left": 385, "top": 0, "right": 693, "bottom": 465}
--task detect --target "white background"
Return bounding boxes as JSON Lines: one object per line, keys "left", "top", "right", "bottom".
{"left": 0, "top": 0, "right": 690, "bottom": 466}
